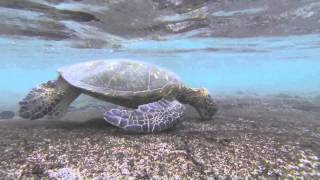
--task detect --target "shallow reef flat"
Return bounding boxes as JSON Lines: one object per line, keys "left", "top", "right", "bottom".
{"left": 0, "top": 96, "right": 319, "bottom": 179}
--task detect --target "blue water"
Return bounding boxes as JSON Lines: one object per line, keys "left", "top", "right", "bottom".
{"left": 1, "top": 34, "right": 320, "bottom": 108}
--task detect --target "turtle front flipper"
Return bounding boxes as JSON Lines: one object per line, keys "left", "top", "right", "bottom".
{"left": 104, "top": 100, "right": 185, "bottom": 133}
{"left": 19, "top": 77, "right": 80, "bottom": 120}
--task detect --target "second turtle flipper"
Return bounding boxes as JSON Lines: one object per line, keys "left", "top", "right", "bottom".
{"left": 104, "top": 99, "right": 185, "bottom": 133}
{"left": 19, "top": 78, "right": 80, "bottom": 120}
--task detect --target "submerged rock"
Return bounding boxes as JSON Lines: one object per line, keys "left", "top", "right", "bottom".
{"left": 0, "top": 110, "right": 15, "bottom": 119}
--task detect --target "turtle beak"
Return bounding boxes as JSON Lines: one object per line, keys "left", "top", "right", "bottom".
{"left": 196, "top": 94, "right": 218, "bottom": 121}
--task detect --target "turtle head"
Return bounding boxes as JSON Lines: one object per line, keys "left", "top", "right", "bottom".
{"left": 194, "top": 92, "right": 218, "bottom": 121}
{"left": 177, "top": 87, "right": 218, "bottom": 120}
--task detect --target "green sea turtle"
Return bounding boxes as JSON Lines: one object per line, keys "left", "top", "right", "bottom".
{"left": 18, "top": 59, "right": 217, "bottom": 133}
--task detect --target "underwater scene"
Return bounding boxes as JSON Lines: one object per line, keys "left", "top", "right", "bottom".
{"left": 0, "top": 0, "right": 319, "bottom": 178}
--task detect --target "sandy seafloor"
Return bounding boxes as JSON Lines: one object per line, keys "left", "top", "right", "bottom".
{"left": 0, "top": 95, "right": 319, "bottom": 179}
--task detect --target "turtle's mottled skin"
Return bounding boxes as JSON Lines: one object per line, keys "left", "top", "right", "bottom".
{"left": 106, "top": 99, "right": 185, "bottom": 133}
{"left": 19, "top": 59, "right": 217, "bottom": 133}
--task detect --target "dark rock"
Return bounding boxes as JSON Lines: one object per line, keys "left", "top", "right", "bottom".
{"left": 31, "top": 164, "right": 45, "bottom": 176}
{"left": 0, "top": 110, "right": 15, "bottom": 119}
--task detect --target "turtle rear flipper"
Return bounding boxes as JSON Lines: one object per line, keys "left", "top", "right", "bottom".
{"left": 104, "top": 99, "right": 185, "bottom": 133}
{"left": 19, "top": 78, "right": 80, "bottom": 120}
